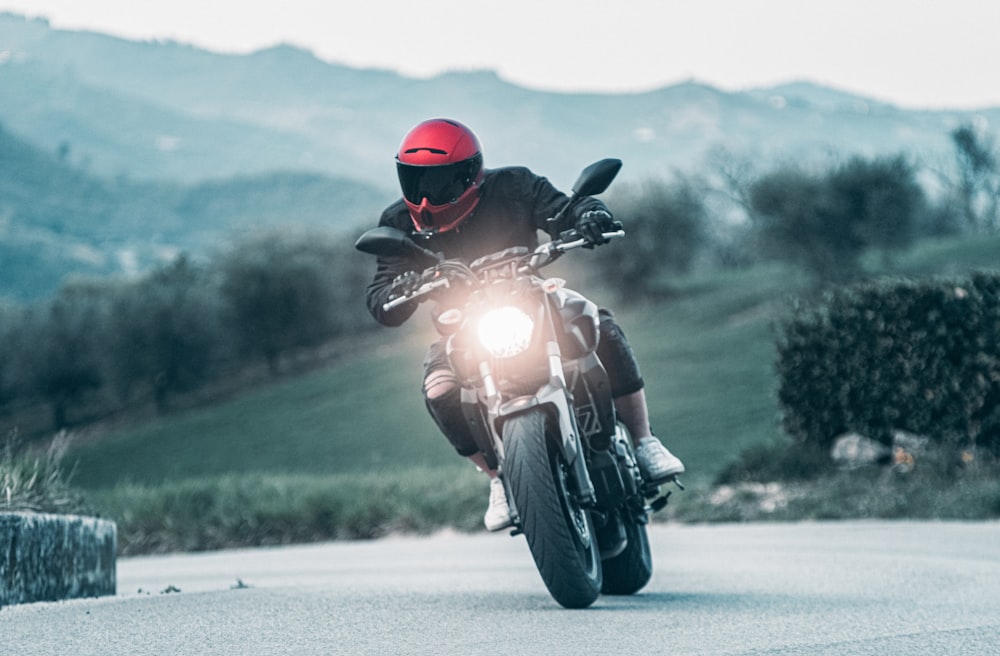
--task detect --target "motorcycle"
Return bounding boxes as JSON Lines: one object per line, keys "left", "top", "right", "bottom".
{"left": 355, "top": 159, "right": 675, "bottom": 608}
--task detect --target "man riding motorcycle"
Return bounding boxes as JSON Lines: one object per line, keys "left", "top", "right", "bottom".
{"left": 364, "top": 118, "right": 685, "bottom": 530}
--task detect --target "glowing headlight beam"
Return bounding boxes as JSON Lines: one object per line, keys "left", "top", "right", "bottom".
{"left": 477, "top": 307, "right": 534, "bottom": 359}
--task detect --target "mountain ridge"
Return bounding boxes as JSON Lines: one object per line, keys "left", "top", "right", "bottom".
{"left": 0, "top": 121, "right": 392, "bottom": 301}
{"left": 4, "top": 11, "right": 997, "bottom": 189}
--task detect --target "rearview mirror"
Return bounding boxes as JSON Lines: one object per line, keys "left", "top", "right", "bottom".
{"left": 571, "top": 158, "right": 622, "bottom": 197}
{"left": 355, "top": 226, "right": 442, "bottom": 262}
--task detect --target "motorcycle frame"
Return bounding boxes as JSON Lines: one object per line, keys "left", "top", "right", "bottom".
{"left": 448, "top": 279, "right": 620, "bottom": 530}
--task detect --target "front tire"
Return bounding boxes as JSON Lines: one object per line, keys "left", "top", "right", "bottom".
{"left": 504, "top": 409, "right": 602, "bottom": 608}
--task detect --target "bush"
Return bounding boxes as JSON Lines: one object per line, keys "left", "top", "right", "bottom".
{"left": 714, "top": 437, "right": 830, "bottom": 485}
{"left": 775, "top": 272, "right": 1000, "bottom": 453}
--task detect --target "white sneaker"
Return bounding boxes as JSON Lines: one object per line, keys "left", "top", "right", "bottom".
{"left": 635, "top": 437, "right": 685, "bottom": 483}
{"left": 484, "top": 477, "right": 513, "bottom": 531}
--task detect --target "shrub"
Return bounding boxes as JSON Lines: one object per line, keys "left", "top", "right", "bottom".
{"left": 714, "top": 437, "right": 830, "bottom": 485}
{"left": 775, "top": 272, "right": 1000, "bottom": 453}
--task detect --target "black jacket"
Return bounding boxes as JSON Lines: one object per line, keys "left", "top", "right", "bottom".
{"left": 365, "top": 166, "right": 608, "bottom": 327}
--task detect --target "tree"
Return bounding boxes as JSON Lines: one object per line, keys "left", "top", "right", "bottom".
{"left": 702, "top": 147, "right": 764, "bottom": 269}
{"left": 0, "top": 304, "right": 26, "bottom": 412}
{"left": 104, "top": 256, "right": 223, "bottom": 413}
{"left": 19, "top": 285, "right": 106, "bottom": 429}
{"left": 951, "top": 122, "right": 999, "bottom": 232}
{"left": 749, "top": 155, "right": 925, "bottom": 286}
{"left": 595, "top": 178, "right": 708, "bottom": 302}
{"left": 219, "top": 228, "right": 355, "bottom": 374}
{"left": 828, "top": 155, "right": 924, "bottom": 267}
{"left": 750, "top": 166, "right": 861, "bottom": 285}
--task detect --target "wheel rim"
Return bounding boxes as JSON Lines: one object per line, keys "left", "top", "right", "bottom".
{"left": 554, "top": 453, "right": 601, "bottom": 578}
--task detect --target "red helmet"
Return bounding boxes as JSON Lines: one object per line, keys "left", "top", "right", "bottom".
{"left": 396, "top": 118, "right": 485, "bottom": 233}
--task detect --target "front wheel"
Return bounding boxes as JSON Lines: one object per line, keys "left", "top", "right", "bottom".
{"left": 504, "top": 409, "right": 602, "bottom": 608}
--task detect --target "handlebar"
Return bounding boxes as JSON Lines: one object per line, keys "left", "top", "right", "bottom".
{"left": 544, "top": 229, "right": 625, "bottom": 255}
{"left": 381, "top": 229, "right": 625, "bottom": 312}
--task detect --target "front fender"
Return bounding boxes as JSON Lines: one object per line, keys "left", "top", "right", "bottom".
{"left": 495, "top": 384, "right": 597, "bottom": 507}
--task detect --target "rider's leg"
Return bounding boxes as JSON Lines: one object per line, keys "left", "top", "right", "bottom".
{"left": 615, "top": 387, "right": 685, "bottom": 480}
{"left": 613, "top": 388, "right": 654, "bottom": 445}
{"left": 598, "top": 310, "right": 685, "bottom": 481}
{"left": 423, "top": 352, "right": 511, "bottom": 531}
{"left": 423, "top": 367, "right": 497, "bottom": 477}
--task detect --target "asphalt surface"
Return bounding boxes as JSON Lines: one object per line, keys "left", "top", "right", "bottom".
{"left": 2, "top": 521, "right": 999, "bottom": 655}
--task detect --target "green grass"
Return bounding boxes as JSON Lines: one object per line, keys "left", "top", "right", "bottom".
{"left": 670, "top": 450, "right": 1000, "bottom": 524}
{"left": 86, "top": 467, "right": 489, "bottom": 555}
{"left": 69, "top": 328, "right": 461, "bottom": 488}
{"left": 619, "top": 264, "right": 798, "bottom": 486}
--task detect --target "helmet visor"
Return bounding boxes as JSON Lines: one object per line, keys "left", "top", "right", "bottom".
{"left": 397, "top": 154, "right": 482, "bottom": 206}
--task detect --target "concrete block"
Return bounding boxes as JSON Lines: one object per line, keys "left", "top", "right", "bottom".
{"left": 1, "top": 512, "right": 116, "bottom": 606}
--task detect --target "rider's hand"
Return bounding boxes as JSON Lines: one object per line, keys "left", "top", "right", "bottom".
{"left": 575, "top": 209, "right": 615, "bottom": 248}
{"left": 389, "top": 270, "right": 421, "bottom": 298}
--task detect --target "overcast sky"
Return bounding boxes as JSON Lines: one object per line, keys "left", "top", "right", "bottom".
{"left": 4, "top": 0, "right": 999, "bottom": 110}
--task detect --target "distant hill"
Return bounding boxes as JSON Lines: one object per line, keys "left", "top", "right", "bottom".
{"left": 0, "top": 122, "right": 393, "bottom": 301}
{"left": 3, "top": 12, "right": 998, "bottom": 189}
{"left": 4, "top": 11, "right": 1000, "bottom": 300}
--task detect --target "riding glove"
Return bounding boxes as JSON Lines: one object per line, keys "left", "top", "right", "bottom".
{"left": 575, "top": 209, "right": 615, "bottom": 248}
{"left": 389, "top": 270, "right": 422, "bottom": 298}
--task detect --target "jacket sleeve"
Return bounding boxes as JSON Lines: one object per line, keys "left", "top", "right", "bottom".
{"left": 365, "top": 253, "right": 420, "bottom": 327}
{"left": 363, "top": 206, "right": 422, "bottom": 327}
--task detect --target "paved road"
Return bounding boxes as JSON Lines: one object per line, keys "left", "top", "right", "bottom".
{"left": 2, "top": 521, "right": 998, "bottom": 655}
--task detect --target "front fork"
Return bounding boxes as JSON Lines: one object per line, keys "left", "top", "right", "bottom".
{"left": 480, "top": 343, "right": 598, "bottom": 528}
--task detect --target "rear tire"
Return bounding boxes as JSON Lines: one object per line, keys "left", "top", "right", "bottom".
{"left": 504, "top": 409, "right": 602, "bottom": 609}
{"left": 600, "top": 515, "right": 653, "bottom": 595}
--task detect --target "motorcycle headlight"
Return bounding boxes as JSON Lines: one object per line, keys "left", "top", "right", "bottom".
{"left": 477, "top": 307, "right": 534, "bottom": 359}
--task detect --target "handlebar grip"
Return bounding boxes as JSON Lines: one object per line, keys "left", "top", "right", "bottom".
{"left": 382, "top": 295, "right": 413, "bottom": 311}
{"left": 554, "top": 229, "right": 625, "bottom": 252}
{"left": 381, "top": 277, "right": 452, "bottom": 311}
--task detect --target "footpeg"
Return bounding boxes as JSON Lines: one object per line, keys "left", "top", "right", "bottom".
{"left": 649, "top": 490, "right": 672, "bottom": 513}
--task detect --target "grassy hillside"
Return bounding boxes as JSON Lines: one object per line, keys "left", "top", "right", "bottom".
{"left": 65, "top": 260, "right": 793, "bottom": 491}
{"left": 66, "top": 233, "right": 1000, "bottom": 491}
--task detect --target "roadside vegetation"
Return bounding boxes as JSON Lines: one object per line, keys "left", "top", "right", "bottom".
{"left": 2, "top": 123, "right": 999, "bottom": 553}
{"left": 1, "top": 430, "right": 84, "bottom": 515}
